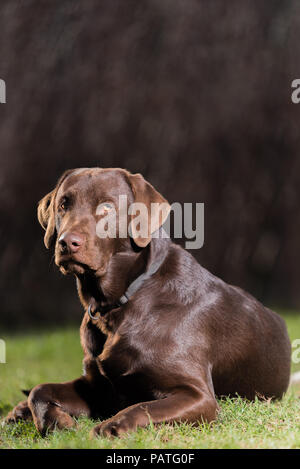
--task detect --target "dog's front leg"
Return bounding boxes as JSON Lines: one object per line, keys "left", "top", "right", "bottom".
{"left": 27, "top": 373, "right": 116, "bottom": 436}
{"left": 92, "top": 385, "right": 219, "bottom": 438}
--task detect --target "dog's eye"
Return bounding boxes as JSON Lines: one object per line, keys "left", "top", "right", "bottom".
{"left": 103, "top": 203, "right": 113, "bottom": 211}
{"left": 96, "top": 202, "right": 114, "bottom": 217}
{"left": 59, "top": 199, "right": 68, "bottom": 211}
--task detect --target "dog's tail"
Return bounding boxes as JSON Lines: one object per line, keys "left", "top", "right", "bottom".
{"left": 290, "top": 372, "right": 300, "bottom": 386}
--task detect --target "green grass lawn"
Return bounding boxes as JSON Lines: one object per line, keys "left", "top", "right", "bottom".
{"left": 0, "top": 312, "right": 300, "bottom": 449}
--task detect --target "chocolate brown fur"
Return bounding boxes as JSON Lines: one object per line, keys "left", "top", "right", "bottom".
{"left": 5, "top": 168, "right": 291, "bottom": 437}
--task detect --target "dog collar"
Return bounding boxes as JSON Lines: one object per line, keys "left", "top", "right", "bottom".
{"left": 88, "top": 254, "right": 166, "bottom": 321}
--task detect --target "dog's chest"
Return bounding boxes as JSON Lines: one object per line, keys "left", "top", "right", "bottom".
{"left": 96, "top": 332, "right": 158, "bottom": 403}
{"left": 83, "top": 316, "right": 162, "bottom": 403}
{"left": 98, "top": 332, "right": 139, "bottom": 378}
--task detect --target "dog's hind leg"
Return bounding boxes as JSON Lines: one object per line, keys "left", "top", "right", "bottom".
{"left": 5, "top": 399, "right": 33, "bottom": 424}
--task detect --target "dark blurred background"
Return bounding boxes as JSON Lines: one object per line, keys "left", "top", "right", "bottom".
{"left": 0, "top": 0, "right": 299, "bottom": 329}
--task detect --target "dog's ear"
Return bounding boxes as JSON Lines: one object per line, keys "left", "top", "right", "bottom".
{"left": 37, "top": 189, "right": 56, "bottom": 249}
{"left": 37, "top": 169, "right": 79, "bottom": 249}
{"left": 127, "top": 172, "right": 171, "bottom": 247}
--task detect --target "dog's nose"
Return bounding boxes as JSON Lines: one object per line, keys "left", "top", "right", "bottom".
{"left": 58, "top": 232, "right": 84, "bottom": 253}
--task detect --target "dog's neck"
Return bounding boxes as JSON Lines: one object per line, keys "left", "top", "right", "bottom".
{"left": 76, "top": 232, "right": 171, "bottom": 313}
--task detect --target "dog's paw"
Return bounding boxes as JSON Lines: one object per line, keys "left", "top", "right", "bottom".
{"left": 91, "top": 416, "right": 133, "bottom": 438}
{"left": 4, "top": 400, "right": 33, "bottom": 424}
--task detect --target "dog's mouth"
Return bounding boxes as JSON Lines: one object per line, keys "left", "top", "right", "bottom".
{"left": 56, "top": 253, "right": 106, "bottom": 277}
{"left": 59, "top": 260, "right": 88, "bottom": 275}
{"left": 55, "top": 252, "right": 93, "bottom": 274}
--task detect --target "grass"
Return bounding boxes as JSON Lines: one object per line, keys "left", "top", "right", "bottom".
{"left": 0, "top": 312, "right": 300, "bottom": 449}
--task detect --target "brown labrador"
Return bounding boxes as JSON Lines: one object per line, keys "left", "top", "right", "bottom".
{"left": 5, "top": 168, "right": 291, "bottom": 437}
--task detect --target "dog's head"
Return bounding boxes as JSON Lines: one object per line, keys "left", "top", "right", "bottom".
{"left": 37, "top": 168, "right": 170, "bottom": 276}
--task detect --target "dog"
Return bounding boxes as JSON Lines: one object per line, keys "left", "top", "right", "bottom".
{"left": 5, "top": 167, "right": 291, "bottom": 437}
